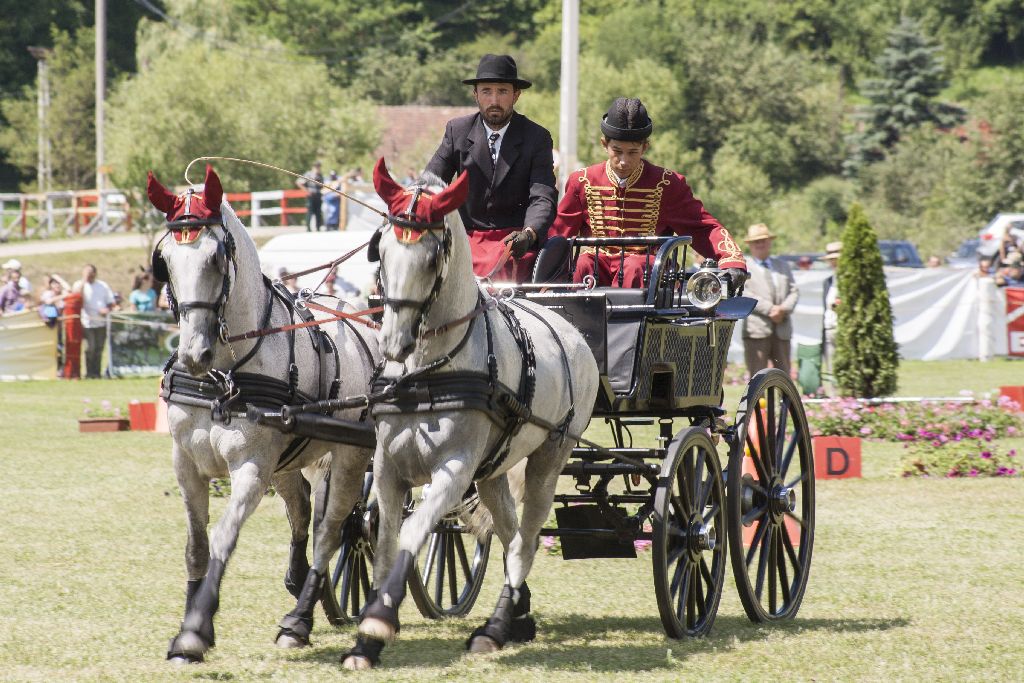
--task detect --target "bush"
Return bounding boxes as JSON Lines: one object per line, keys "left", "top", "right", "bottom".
{"left": 833, "top": 204, "right": 899, "bottom": 397}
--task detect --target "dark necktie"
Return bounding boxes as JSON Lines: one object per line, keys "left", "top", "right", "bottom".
{"left": 488, "top": 132, "right": 500, "bottom": 165}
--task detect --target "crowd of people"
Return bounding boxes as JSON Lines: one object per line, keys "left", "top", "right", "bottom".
{"left": 1, "top": 259, "right": 169, "bottom": 378}
{"left": 297, "top": 164, "right": 369, "bottom": 232}
{"left": 985, "top": 226, "right": 1024, "bottom": 286}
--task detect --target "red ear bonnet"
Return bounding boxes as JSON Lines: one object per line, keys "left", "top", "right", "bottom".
{"left": 372, "top": 157, "right": 469, "bottom": 224}
{"left": 146, "top": 164, "right": 224, "bottom": 226}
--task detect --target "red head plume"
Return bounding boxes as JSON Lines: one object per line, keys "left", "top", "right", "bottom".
{"left": 147, "top": 171, "right": 176, "bottom": 214}
{"left": 202, "top": 164, "right": 223, "bottom": 214}
{"left": 145, "top": 164, "right": 224, "bottom": 225}
{"left": 372, "top": 157, "right": 469, "bottom": 224}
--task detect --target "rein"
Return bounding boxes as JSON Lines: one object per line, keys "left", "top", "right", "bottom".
{"left": 225, "top": 301, "right": 382, "bottom": 343}
{"left": 184, "top": 156, "right": 388, "bottom": 218}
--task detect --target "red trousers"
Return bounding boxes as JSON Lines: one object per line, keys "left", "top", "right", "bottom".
{"left": 467, "top": 229, "right": 537, "bottom": 284}
{"left": 572, "top": 252, "right": 654, "bottom": 288}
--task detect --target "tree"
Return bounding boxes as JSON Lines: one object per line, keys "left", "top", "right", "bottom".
{"left": 833, "top": 204, "right": 899, "bottom": 397}
{"left": 845, "top": 17, "right": 965, "bottom": 176}
{"left": 106, "top": 27, "right": 380, "bottom": 194}
{"left": 0, "top": 28, "right": 98, "bottom": 190}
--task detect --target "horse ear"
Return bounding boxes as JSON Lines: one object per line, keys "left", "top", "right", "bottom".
{"left": 372, "top": 157, "right": 405, "bottom": 210}
{"left": 203, "top": 164, "right": 223, "bottom": 212}
{"left": 428, "top": 170, "right": 469, "bottom": 220}
{"left": 146, "top": 171, "right": 177, "bottom": 214}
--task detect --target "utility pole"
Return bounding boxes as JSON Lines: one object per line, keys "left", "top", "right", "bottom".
{"left": 27, "top": 47, "right": 52, "bottom": 193}
{"left": 95, "top": 0, "right": 106, "bottom": 191}
{"left": 558, "top": 0, "right": 579, "bottom": 195}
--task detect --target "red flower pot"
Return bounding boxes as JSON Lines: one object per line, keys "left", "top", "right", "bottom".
{"left": 78, "top": 418, "right": 131, "bottom": 433}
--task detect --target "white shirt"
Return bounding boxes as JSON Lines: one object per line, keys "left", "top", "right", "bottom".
{"left": 77, "top": 279, "right": 116, "bottom": 328}
{"left": 481, "top": 120, "right": 511, "bottom": 163}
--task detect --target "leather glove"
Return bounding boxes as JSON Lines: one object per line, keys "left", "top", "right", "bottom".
{"left": 725, "top": 268, "right": 749, "bottom": 296}
{"left": 502, "top": 228, "right": 536, "bottom": 259}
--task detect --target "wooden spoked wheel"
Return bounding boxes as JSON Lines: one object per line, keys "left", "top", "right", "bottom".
{"left": 408, "top": 485, "right": 492, "bottom": 619}
{"left": 727, "top": 368, "right": 815, "bottom": 622}
{"left": 652, "top": 427, "right": 727, "bottom": 638}
{"left": 324, "top": 473, "right": 376, "bottom": 625}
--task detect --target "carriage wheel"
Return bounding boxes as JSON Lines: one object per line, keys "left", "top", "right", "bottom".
{"left": 407, "top": 486, "right": 492, "bottom": 619}
{"left": 652, "top": 427, "right": 727, "bottom": 638}
{"left": 726, "top": 368, "right": 815, "bottom": 622}
{"left": 324, "top": 473, "right": 376, "bottom": 625}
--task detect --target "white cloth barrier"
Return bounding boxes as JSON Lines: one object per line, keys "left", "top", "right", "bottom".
{"left": 727, "top": 267, "right": 1008, "bottom": 362}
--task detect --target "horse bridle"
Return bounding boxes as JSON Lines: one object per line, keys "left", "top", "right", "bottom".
{"left": 374, "top": 186, "right": 453, "bottom": 341}
{"left": 152, "top": 222, "right": 236, "bottom": 333}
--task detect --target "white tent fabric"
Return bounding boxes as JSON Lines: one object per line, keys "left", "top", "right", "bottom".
{"left": 727, "top": 267, "right": 1009, "bottom": 362}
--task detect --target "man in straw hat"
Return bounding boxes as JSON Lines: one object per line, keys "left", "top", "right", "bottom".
{"left": 424, "top": 54, "right": 557, "bottom": 283}
{"left": 741, "top": 223, "right": 798, "bottom": 376}
{"left": 549, "top": 97, "right": 747, "bottom": 289}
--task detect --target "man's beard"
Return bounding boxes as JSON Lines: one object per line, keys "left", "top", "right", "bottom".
{"left": 481, "top": 105, "right": 512, "bottom": 127}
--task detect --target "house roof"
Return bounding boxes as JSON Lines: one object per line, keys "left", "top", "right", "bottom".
{"left": 373, "top": 105, "right": 477, "bottom": 172}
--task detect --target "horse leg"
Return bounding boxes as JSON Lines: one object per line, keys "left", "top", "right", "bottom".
{"left": 168, "top": 460, "right": 269, "bottom": 663}
{"left": 341, "top": 452, "right": 406, "bottom": 671}
{"left": 467, "top": 446, "right": 566, "bottom": 653}
{"left": 168, "top": 447, "right": 211, "bottom": 662}
{"left": 277, "top": 447, "right": 370, "bottom": 649}
{"left": 273, "top": 470, "right": 312, "bottom": 599}
{"left": 344, "top": 457, "right": 473, "bottom": 669}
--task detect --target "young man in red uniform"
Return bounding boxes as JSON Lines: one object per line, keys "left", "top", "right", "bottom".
{"left": 550, "top": 98, "right": 747, "bottom": 290}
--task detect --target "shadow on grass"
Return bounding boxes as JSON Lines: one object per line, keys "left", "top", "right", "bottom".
{"left": 494, "top": 613, "right": 911, "bottom": 671}
{"left": 293, "top": 613, "right": 910, "bottom": 672}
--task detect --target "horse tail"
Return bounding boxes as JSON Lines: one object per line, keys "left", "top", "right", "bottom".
{"left": 460, "top": 460, "right": 527, "bottom": 540}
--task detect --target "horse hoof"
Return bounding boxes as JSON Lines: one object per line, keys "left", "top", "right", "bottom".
{"left": 167, "top": 630, "right": 209, "bottom": 663}
{"left": 275, "top": 633, "right": 308, "bottom": 649}
{"left": 467, "top": 635, "right": 501, "bottom": 654}
{"left": 342, "top": 655, "right": 373, "bottom": 670}
{"left": 358, "top": 617, "right": 396, "bottom": 643}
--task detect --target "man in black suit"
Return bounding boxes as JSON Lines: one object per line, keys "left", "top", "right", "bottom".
{"left": 425, "top": 54, "right": 557, "bottom": 283}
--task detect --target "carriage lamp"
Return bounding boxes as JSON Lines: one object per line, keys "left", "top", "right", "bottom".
{"left": 686, "top": 267, "right": 723, "bottom": 310}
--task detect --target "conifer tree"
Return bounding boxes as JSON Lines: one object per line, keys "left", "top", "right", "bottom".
{"left": 833, "top": 204, "right": 899, "bottom": 397}
{"left": 844, "top": 17, "right": 964, "bottom": 176}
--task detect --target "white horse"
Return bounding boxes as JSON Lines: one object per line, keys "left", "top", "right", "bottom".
{"left": 340, "top": 160, "right": 599, "bottom": 668}
{"left": 146, "top": 166, "right": 379, "bottom": 662}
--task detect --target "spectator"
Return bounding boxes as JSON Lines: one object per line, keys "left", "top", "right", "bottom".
{"left": 344, "top": 167, "right": 365, "bottom": 184}
{"left": 401, "top": 167, "right": 418, "bottom": 186}
{"left": 741, "top": 223, "right": 798, "bottom": 376}
{"left": 278, "top": 267, "right": 300, "bottom": 295}
{"left": 129, "top": 271, "right": 158, "bottom": 312}
{"left": 926, "top": 255, "right": 943, "bottom": 267}
{"left": 73, "top": 264, "right": 117, "bottom": 379}
{"left": 996, "top": 252, "right": 1024, "bottom": 287}
{"left": 38, "top": 273, "right": 69, "bottom": 325}
{"left": 796, "top": 255, "right": 813, "bottom": 270}
{"left": 820, "top": 241, "right": 841, "bottom": 380}
{"left": 2, "top": 258, "right": 32, "bottom": 295}
{"left": 323, "top": 171, "right": 342, "bottom": 231}
{"left": 975, "top": 257, "right": 993, "bottom": 279}
{"left": 297, "top": 161, "right": 324, "bottom": 232}
{"left": 998, "top": 225, "right": 1020, "bottom": 267}
{"left": 0, "top": 270, "right": 25, "bottom": 314}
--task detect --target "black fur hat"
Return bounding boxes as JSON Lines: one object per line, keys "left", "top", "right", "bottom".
{"left": 601, "top": 98, "right": 653, "bottom": 141}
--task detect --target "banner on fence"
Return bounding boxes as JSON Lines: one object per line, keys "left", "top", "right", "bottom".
{"left": 0, "top": 311, "right": 57, "bottom": 380}
{"left": 1007, "top": 287, "right": 1024, "bottom": 357}
{"left": 108, "top": 312, "right": 178, "bottom": 377}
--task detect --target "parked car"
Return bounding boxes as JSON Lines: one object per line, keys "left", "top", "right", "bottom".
{"left": 776, "top": 253, "right": 828, "bottom": 271}
{"left": 878, "top": 240, "right": 924, "bottom": 268}
{"left": 947, "top": 238, "right": 981, "bottom": 269}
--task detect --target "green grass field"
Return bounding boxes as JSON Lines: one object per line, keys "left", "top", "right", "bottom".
{"left": 1, "top": 369, "right": 1022, "bottom": 682}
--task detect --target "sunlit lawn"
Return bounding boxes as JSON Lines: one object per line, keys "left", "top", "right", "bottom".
{"left": 0, "top": 371, "right": 1021, "bottom": 681}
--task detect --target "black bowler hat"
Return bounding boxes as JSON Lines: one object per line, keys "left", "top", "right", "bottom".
{"left": 462, "top": 54, "right": 532, "bottom": 89}
{"left": 601, "top": 97, "right": 654, "bottom": 141}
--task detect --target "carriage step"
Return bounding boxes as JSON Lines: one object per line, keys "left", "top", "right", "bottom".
{"left": 611, "top": 418, "right": 656, "bottom": 426}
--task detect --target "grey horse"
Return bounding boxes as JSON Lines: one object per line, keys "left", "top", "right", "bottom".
{"left": 341, "top": 159, "right": 599, "bottom": 669}
{"left": 147, "top": 166, "right": 378, "bottom": 662}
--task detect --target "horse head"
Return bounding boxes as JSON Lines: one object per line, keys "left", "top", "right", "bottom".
{"left": 371, "top": 157, "right": 470, "bottom": 362}
{"left": 148, "top": 164, "right": 235, "bottom": 376}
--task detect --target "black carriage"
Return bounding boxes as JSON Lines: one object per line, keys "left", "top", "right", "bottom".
{"left": 307, "top": 234, "right": 814, "bottom": 638}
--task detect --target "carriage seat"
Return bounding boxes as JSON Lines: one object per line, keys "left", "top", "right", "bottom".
{"left": 593, "top": 288, "right": 646, "bottom": 394}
